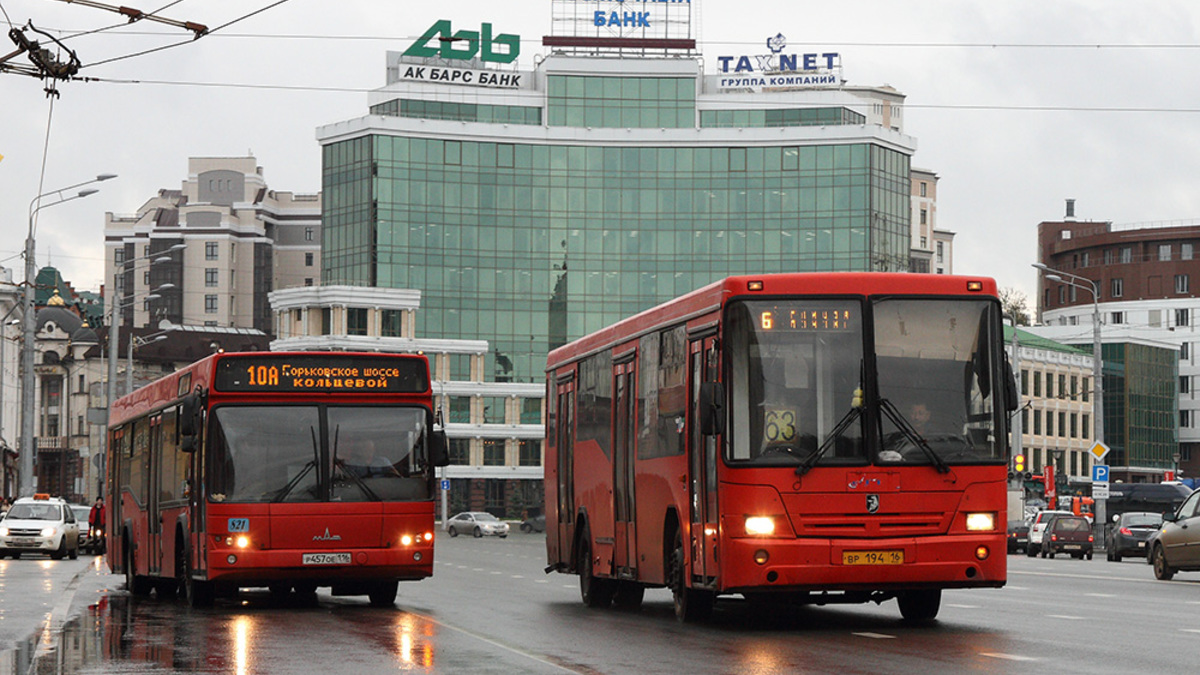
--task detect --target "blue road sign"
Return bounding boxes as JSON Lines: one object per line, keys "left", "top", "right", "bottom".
{"left": 1092, "top": 465, "right": 1109, "bottom": 482}
{"left": 441, "top": 479, "right": 451, "bottom": 490}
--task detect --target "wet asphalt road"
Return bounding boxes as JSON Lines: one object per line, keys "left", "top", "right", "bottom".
{"left": 13, "top": 533, "right": 1200, "bottom": 674}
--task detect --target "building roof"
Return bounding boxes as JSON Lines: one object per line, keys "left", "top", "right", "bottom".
{"left": 1004, "top": 325, "right": 1089, "bottom": 355}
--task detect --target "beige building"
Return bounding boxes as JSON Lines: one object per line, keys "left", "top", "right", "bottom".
{"left": 909, "top": 168, "right": 955, "bottom": 275}
{"left": 104, "top": 157, "right": 321, "bottom": 336}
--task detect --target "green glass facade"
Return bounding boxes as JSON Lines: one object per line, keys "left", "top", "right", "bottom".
{"left": 371, "top": 98, "right": 542, "bottom": 126}
{"left": 700, "top": 108, "right": 866, "bottom": 128}
{"left": 1102, "top": 342, "right": 1179, "bottom": 469}
{"left": 323, "top": 62, "right": 914, "bottom": 384}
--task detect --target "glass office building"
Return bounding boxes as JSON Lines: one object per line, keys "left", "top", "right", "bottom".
{"left": 318, "top": 56, "right": 916, "bottom": 384}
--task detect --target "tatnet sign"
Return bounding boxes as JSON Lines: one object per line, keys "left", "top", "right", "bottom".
{"left": 548, "top": 0, "right": 696, "bottom": 48}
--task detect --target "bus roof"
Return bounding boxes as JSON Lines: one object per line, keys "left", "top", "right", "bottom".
{"left": 546, "top": 272, "right": 998, "bottom": 372}
{"left": 108, "top": 351, "right": 432, "bottom": 428}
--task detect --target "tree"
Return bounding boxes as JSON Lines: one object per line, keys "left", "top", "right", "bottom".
{"left": 999, "top": 287, "right": 1032, "bottom": 326}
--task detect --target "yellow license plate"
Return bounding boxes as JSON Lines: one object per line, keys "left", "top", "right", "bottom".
{"left": 842, "top": 550, "right": 904, "bottom": 565}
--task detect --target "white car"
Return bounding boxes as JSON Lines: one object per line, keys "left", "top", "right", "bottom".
{"left": 446, "top": 512, "right": 509, "bottom": 538}
{"left": 0, "top": 495, "right": 81, "bottom": 560}
{"left": 1025, "top": 509, "right": 1075, "bottom": 556}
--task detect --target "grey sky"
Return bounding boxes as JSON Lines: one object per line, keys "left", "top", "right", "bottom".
{"left": 3, "top": 0, "right": 1198, "bottom": 306}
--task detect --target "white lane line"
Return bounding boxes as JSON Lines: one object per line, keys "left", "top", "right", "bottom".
{"left": 981, "top": 653, "right": 1038, "bottom": 662}
{"left": 1004, "top": 585, "right": 1029, "bottom": 590}
{"left": 1180, "top": 629, "right": 1200, "bottom": 634}
{"left": 1085, "top": 593, "right": 1117, "bottom": 598}
{"left": 535, "top": 580, "right": 549, "bottom": 584}
{"left": 852, "top": 632, "right": 896, "bottom": 639}
{"left": 512, "top": 575, "right": 525, "bottom": 579}
{"left": 946, "top": 604, "right": 979, "bottom": 609}
{"left": 1047, "top": 615, "right": 1085, "bottom": 620}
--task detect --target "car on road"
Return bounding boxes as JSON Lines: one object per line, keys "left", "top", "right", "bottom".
{"left": 1040, "top": 514, "right": 1093, "bottom": 559}
{"left": 447, "top": 512, "right": 509, "bottom": 538}
{"left": 520, "top": 514, "right": 545, "bottom": 533}
{"left": 1007, "top": 520, "right": 1030, "bottom": 554}
{"left": 1150, "top": 488, "right": 1200, "bottom": 580}
{"left": 1026, "top": 509, "right": 1074, "bottom": 556}
{"left": 1105, "top": 511, "right": 1163, "bottom": 561}
{"left": 0, "top": 494, "right": 80, "bottom": 560}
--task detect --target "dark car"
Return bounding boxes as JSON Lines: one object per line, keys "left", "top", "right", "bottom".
{"left": 1106, "top": 511, "right": 1163, "bottom": 562}
{"left": 1149, "top": 488, "right": 1200, "bottom": 580}
{"left": 1041, "top": 515, "right": 1093, "bottom": 559}
{"left": 1007, "top": 520, "right": 1030, "bottom": 554}
{"left": 520, "top": 514, "right": 546, "bottom": 533}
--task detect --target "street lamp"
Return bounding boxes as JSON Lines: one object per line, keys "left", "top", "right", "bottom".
{"left": 1033, "top": 263, "right": 1104, "bottom": 446}
{"left": 20, "top": 173, "right": 116, "bottom": 498}
{"left": 107, "top": 257, "right": 182, "bottom": 417}
{"left": 127, "top": 332, "right": 169, "bottom": 394}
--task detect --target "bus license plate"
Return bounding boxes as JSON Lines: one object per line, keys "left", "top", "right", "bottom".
{"left": 303, "top": 553, "right": 351, "bottom": 566}
{"left": 843, "top": 550, "right": 903, "bottom": 565}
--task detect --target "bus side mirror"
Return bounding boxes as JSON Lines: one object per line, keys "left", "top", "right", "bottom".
{"left": 180, "top": 393, "right": 202, "bottom": 453}
{"left": 699, "top": 382, "right": 725, "bottom": 436}
{"left": 429, "top": 430, "right": 450, "bottom": 467}
{"left": 1002, "top": 354, "right": 1019, "bottom": 412}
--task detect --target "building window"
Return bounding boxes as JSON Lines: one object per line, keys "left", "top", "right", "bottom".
{"left": 1082, "top": 377, "right": 1090, "bottom": 402}
{"left": 1182, "top": 410, "right": 1191, "bottom": 429}
{"left": 1046, "top": 411, "right": 1054, "bottom": 437}
{"left": 448, "top": 438, "right": 470, "bottom": 465}
{"left": 1120, "top": 247, "right": 1132, "bottom": 263}
{"left": 305, "top": 228, "right": 314, "bottom": 242}
{"left": 1058, "top": 374, "right": 1067, "bottom": 399}
{"left": 1033, "top": 410, "right": 1042, "bottom": 435}
{"left": 204, "top": 320, "right": 217, "bottom": 327}
{"left": 1177, "top": 308, "right": 1190, "bottom": 328}
{"left": 482, "top": 439, "right": 505, "bottom": 466}
{"left": 205, "top": 242, "right": 218, "bottom": 260}
{"left": 518, "top": 439, "right": 541, "bottom": 467}
{"left": 1070, "top": 414, "right": 1078, "bottom": 438}
{"left": 205, "top": 268, "right": 218, "bottom": 287}
{"left": 449, "top": 396, "right": 470, "bottom": 423}
{"left": 115, "top": 249, "right": 125, "bottom": 265}
{"left": 1020, "top": 369, "right": 1029, "bottom": 396}
{"left": 450, "top": 354, "right": 471, "bottom": 381}
{"left": 1111, "top": 311, "right": 1124, "bottom": 324}
{"left": 1177, "top": 274, "right": 1190, "bottom": 294}
{"left": 521, "top": 398, "right": 542, "bottom": 424}
{"left": 920, "top": 182, "right": 927, "bottom": 197}
{"left": 143, "top": 270, "right": 150, "bottom": 285}
{"left": 347, "top": 307, "right": 368, "bottom": 336}
{"left": 920, "top": 208, "right": 927, "bottom": 225}
{"left": 320, "top": 308, "right": 331, "bottom": 335}
{"left": 1082, "top": 414, "right": 1090, "bottom": 440}
{"left": 1184, "top": 243, "right": 1194, "bottom": 261}
{"left": 381, "top": 309, "right": 403, "bottom": 338}
{"left": 1104, "top": 249, "right": 1115, "bottom": 265}
{"left": 1070, "top": 375, "right": 1078, "bottom": 399}
{"left": 920, "top": 236, "right": 927, "bottom": 248}
{"left": 1183, "top": 342, "right": 1191, "bottom": 361}
{"left": 1045, "top": 374, "right": 1053, "bottom": 399}
{"left": 204, "top": 295, "right": 218, "bottom": 313}
{"left": 1182, "top": 375, "right": 1191, "bottom": 395}
{"left": 1033, "top": 371, "right": 1041, "bottom": 397}
{"left": 1080, "top": 252, "right": 1089, "bottom": 267}
{"left": 936, "top": 241, "right": 944, "bottom": 263}
{"left": 482, "top": 397, "right": 506, "bottom": 424}
{"left": 1160, "top": 244, "right": 1172, "bottom": 261}
{"left": 305, "top": 252, "right": 314, "bottom": 267}
{"left": 143, "top": 244, "right": 150, "bottom": 257}
{"left": 1058, "top": 286, "right": 1067, "bottom": 304}
{"left": 1111, "top": 278, "right": 1123, "bottom": 298}
{"left": 305, "top": 278, "right": 313, "bottom": 287}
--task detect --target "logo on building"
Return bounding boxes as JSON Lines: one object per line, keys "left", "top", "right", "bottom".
{"left": 404, "top": 20, "right": 520, "bottom": 64}
{"left": 716, "top": 34, "right": 843, "bottom": 92}
{"left": 767, "top": 33, "right": 786, "bottom": 54}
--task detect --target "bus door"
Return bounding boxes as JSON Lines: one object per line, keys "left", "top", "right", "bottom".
{"left": 688, "top": 337, "right": 720, "bottom": 587}
{"left": 147, "top": 414, "right": 163, "bottom": 575}
{"left": 613, "top": 360, "right": 637, "bottom": 577}
{"left": 554, "top": 378, "right": 576, "bottom": 567}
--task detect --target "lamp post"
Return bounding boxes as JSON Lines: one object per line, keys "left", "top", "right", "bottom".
{"left": 107, "top": 251, "right": 182, "bottom": 418}
{"left": 20, "top": 173, "right": 116, "bottom": 498}
{"left": 127, "top": 333, "right": 168, "bottom": 395}
{"left": 1033, "top": 263, "right": 1104, "bottom": 445}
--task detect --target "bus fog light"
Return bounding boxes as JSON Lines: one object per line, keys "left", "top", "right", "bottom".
{"left": 423, "top": 531, "right": 433, "bottom": 542}
{"left": 413, "top": 551, "right": 423, "bottom": 562}
{"left": 227, "top": 554, "right": 237, "bottom": 564}
{"left": 975, "top": 546, "right": 989, "bottom": 561}
{"left": 754, "top": 549, "right": 769, "bottom": 565}
{"left": 225, "top": 536, "right": 233, "bottom": 546}
{"left": 965, "top": 512, "right": 996, "bottom": 532}
{"left": 745, "top": 517, "right": 776, "bottom": 536}
{"left": 401, "top": 534, "right": 413, "bottom": 546}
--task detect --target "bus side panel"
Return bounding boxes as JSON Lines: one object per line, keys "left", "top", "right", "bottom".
{"left": 122, "top": 491, "right": 151, "bottom": 577}
{"left": 631, "top": 462, "right": 684, "bottom": 586}
{"left": 575, "top": 439, "right": 615, "bottom": 575}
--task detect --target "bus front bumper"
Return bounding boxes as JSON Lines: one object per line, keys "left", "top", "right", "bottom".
{"left": 722, "top": 533, "right": 1006, "bottom": 594}
{"left": 203, "top": 545, "right": 434, "bottom": 584}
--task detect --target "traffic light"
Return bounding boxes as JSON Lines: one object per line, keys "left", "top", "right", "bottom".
{"left": 1014, "top": 454, "right": 1025, "bottom": 473}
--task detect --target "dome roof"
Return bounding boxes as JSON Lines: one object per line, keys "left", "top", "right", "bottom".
{"left": 36, "top": 306, "right": 83, "bottom": 335}
{"left": 71, "top": 320, "right": 99, "bottom": 344}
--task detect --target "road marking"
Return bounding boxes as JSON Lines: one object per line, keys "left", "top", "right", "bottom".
{"left": 981, "top": 653, "right": 1037, "bottom": 661}
{"left": 1085, "top": 593, "right": 1117, "bottom": 598}
{"left": 1180, "top": 629, "right": 1200, "bottom": 634}
{"left": 535, "top": 580, "right": 549, "bottom": 584}
{"left": 1004, "top": 585, "right": 1028, "bottom": 590}
{"left": 1047, "top": 615, "right": 1084, "bottom": 620}
{"left": 946, "top": 604, "right": 979, "bottom": 609}
{"left": 852, "top": 632, "right": 896, "bottom": 639}
{"left": 511, "top": 575, "right": 525, "bottom": 579}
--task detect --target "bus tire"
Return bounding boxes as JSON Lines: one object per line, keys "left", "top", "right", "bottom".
{"left": 125, "top": 541, "right": 152, "bottom": 597}
{"left": 183, "top": 546, "right": 215, "bottom": 608}
{"left": 368, "top": 581, "right": 399, "bottom": 608}
{"left": 294, "top": 583, "right": 318, "bottom": 607}
{"left": 670, "top": 529, "right": 713, "bottom": 623}
{"left": 897, "top": 589, "right": 941, "bottom": 622}
{"left": 578, "top": 529, "right": 615, "bottom": 608}
{"left": 612, "top": 581, "right": 645, "bottom": 610}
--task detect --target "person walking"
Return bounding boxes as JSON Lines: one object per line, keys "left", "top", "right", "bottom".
{"left": 88, "top": 496, "right": 107, "bottom": 554}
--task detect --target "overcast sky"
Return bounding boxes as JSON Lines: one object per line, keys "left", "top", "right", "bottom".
{"left": 3, "top": 0, "right": 1199, "bottom": 308}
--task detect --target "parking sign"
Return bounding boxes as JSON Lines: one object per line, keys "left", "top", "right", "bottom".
{"left": 1092, "top": 465, "right": 1109, "bottom": 483}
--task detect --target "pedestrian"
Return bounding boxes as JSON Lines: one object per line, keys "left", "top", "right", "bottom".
{"left": 88, "top": 496, "right": 107, "bottom": 553}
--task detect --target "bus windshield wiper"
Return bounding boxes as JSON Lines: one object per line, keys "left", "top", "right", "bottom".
{"left": 331, "top": 425, "right": 381, "bottom": 501}
{"left": 273, "top": 427, "right": 320, "bottom": 502}
{"left": 796, "top": 391, "right": 862, "bottom": 477}
{"left": 879, "top": 398, "right": 951, "bottom": 474}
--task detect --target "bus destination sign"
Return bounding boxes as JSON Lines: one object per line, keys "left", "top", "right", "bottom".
{"left": 214, "top": 355, "right": 429, "bottom": 393}
{"left": 759, "top": 307, "right": 855, "bottom": 332}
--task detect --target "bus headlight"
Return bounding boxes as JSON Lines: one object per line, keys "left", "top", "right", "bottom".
{"left": 745, "top": 517, "right": 776, "bottom": 536}
{"left": 235, "top": 536, "right": 250, "bottom": 549}
{"left": 400, "top": 534, "right": 413, "bottom": 546}
{"left": 965, "top": 513, "right": 996, "bottom": 532}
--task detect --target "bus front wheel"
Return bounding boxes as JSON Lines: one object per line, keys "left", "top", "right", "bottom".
{"left": 897, "top": 589, "right": 941, "bottom": 622}
{"left": 670, "top": 529, "right": 713, "bottom": 623}
{"left": 368, "top": 581, "right": 399, "bottom": 608}
{"left": 578, "top": 528, "right": 615, "bottom": 608}
{"left": 125, "top": 542, "right": 152, "bottom": 597}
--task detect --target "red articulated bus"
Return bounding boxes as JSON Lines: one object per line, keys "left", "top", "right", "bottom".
{"left": 107, "top": 351, "right": 449, "bottom": 608}
{"left": 544, "top": 273, "right": 1017, "bottom": 622}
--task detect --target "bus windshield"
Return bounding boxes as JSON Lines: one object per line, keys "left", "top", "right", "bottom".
{"left": 726, "top": 299, "right": 866, "bottom": 466}
{"left": 209, "top": 405, "right": 433, "bottom": 503}
{"left": 874, "top": 298, "right": 1004, "bottom": 464}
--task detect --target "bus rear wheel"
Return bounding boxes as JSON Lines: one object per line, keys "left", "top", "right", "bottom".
{"left": 897, "top": 589, "right": 941, "bottom": 622}
{"left": 368, "top": 581, "right": 399, "bottom": 608}
{"left": 670, "top": 529, "right": 713, "bottom": 623}
{"left": 612, "top": 581, "right": 645, "bottom": 610}
{"left": 578, "top": 529, "right": 615, "bottom": 608}
{"left": 125, "top": 543, "right": 152, "bottom": 597}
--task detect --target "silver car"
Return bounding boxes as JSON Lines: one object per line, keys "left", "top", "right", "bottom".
{"left": 447, "top": 512, "right": 509, "bottom": 538}
{"left": 0, "top": 496, "right": 80, "bottom": 560}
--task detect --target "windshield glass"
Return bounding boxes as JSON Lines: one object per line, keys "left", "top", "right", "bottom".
{"left": 209, "top": 405, "right": 433, "bottom": 503}
{"left": 726, "top": 299, "right": 865, "bottom": 466}
{"left": 875, "top": 298, "right": 1004, "bottom": 465}
{"left": 5, "top": 503, "right": 61, "bottom": 520}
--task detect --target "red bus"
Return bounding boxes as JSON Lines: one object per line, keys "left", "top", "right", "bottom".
{"left": 544, "top": 273, "right": 1017, "bottom": 621}
{"left": 107, "top": 351, "right": 449, "bottom": 607}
